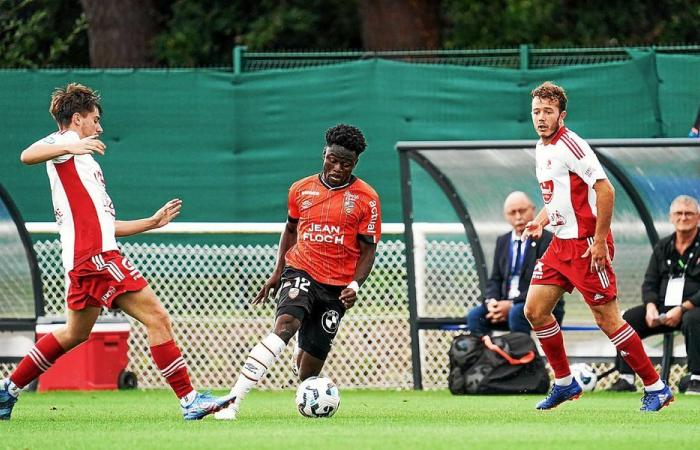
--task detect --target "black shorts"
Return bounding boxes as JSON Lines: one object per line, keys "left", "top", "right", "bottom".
{"left": 276, "top": 267, "right": 345, "bottom": 360}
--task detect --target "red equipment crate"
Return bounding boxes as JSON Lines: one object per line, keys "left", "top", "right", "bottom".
{"left": 36, "top": 319, "right": 132, "bottom": 391}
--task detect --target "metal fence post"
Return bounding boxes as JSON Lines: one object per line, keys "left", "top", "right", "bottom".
{"left": 519, "top": 44, "right": 531, "bottom": 70}
{"left": 233, "top": 46, "right": 247, "bottom": 75}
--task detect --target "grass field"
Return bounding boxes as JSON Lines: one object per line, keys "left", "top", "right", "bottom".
{"left": 2, "top": 389, "right": 699, "bottom": 450}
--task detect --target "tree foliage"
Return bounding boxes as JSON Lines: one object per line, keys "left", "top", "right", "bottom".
{"left": 153, "top": 0, "right": 361, "bottom": 67}
{"left": 0, "top": 0, "right": 88, "bottom": 68}
{"left": 1, "top": 0, "right": 698, "bottom": 68}
{"left": 442, "top": 0, "right": 700, "bottom": 48}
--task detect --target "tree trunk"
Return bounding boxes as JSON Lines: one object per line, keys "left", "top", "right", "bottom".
{"left": 80, "top": 0, "right": 156, "bottom": 67}
{"left": 358, "top": 0, "right": 441, "bottom": 50}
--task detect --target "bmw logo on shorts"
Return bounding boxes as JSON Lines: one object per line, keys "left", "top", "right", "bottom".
{"left": 321, "top": 310, "right": 340, "bottom": 333}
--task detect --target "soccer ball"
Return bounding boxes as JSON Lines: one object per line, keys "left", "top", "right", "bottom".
{"left": 570, "top": 363, "right": 598, "bottom": 392}
{"left": 295, "top": 376, "right": 340, "bottom": 418}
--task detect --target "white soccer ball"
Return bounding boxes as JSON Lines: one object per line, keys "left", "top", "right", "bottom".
{"left": 571, "top": 363, "right": 598, "bottom": 392}
{"left": 295, "top": 376, "right": 340, "bottom": 418}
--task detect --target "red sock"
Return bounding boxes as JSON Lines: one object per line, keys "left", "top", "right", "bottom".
{"left": 10, "top": 333, "right": 65, "bottom": 388}
{"left": 608, "top": 323, "right": 659, "bottom": 386}
{"left": 533, "top": 321, "right": 571, "bottom": 379}
{"left": 150, "top": 340, "right": 194, "bottom": 399}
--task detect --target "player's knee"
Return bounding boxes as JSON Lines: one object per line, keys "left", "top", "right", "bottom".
{"left": 274, "top": 315, "right": 300, "bottom": 343}
{"left": 143, "top": 309, "right": 172, "bottom": 336}
{"left": 523, "top": 303, "right": 539, "bottom": 324}
{"left": 593, "top": 313, "right": 620, "bottom": 335}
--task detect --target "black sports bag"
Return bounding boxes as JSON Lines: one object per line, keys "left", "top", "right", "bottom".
{"left": 448, "top": 332, "right": 550, "bottom": 395}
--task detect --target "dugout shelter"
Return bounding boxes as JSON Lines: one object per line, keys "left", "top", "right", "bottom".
{"left": 0, "top": 184, "right": 45, "bottom": 364}
{"left": 397, "top": 138, "right": 700, "bottom": 389}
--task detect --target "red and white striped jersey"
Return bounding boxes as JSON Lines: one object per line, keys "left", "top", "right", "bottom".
{"left": 40, "top": 130, "right": 118, "bottom": 271}
{"left": 535, "top": 126, "right": 608, "bottom": 239}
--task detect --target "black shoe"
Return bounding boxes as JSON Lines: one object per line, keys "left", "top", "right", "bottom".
{"left": 686, "top": 379, "right": 700, "bottom": 395}
{"left": 608, "top": 377, "right": 636, "bottom": 392}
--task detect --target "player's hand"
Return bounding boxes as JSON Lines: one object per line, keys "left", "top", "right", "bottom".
{"left": 690, "top": 127, "right": 699, "bottom": 138}
{"left": 339, "top": 287, "right": 357, "bottom": 309}
{"left": 521, "top": 221, "right": 543, "bottom": 241}
{"left": 662, "top": 306, "right": 683, "bottom": 327}
{"left": 253, "top": 274, "right": 282, "bottom": 305}
{"left": 582, "top": 239, "right": 611, "bottom": 272}
{"left": 645, "top": 303, "right": 660, "bottom": 328}
{"left": 150, "top": 199, "right": 182, "bottom": 229}
{"left": 67, "top": 135, "right": 106, "bottom": 156}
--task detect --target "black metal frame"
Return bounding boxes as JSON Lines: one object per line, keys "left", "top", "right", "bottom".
{"left": 397, "top": 138, "right": 700, "bottom": 389}
{"left": 0, "top": 183, "right": 44, "bottom": 339}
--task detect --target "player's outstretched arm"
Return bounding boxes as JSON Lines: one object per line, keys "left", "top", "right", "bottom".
{"left": 339, "top": 239, "right": 377, "bottom": 309}
{"left": 253, "top": 220, "right": 298, "bottom": 304}
{"left": 114, "top": 199, "right": 182, "bottom": 237}
{"left": 20, "top": 135, "right": 106, "bottom": 165}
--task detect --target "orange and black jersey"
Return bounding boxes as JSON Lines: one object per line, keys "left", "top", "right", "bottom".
{"left": 285, "top": 174, "right": 381, "bottom": 286}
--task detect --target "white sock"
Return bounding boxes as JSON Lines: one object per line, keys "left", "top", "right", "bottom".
{"left": 230, "top": 333, "right": 286, "bottom": 411}
{"left": 555, "top": 375, "right": 573, "bottom": 386}
{"left": 4, "top": 379, "right": 21, "bottom": 398}
{"left": 179, "top": 390, "right": 198, "bottom": 407}
{"left": 644, "top": 379, "right": 665, "bottom": 392}
{"left": 619, "top": 374, "right": 635, "bottom": 384}
{"left": 690, "top": 374, "right": 700, "bottom": 381}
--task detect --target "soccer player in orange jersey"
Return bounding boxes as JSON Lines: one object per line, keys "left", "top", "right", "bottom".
{"left": 216, "top": 124, "right": 381, "bottom": 420}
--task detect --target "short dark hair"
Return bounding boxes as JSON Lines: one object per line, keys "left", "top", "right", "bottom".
{"left": 531, "top": 81, "right": 568, "bottom": 112}
{"left": 50, "top": 83, "right": 102, "bottom": 127}
{"left": 325, "top": 124, "right": 367, "bottom": 155}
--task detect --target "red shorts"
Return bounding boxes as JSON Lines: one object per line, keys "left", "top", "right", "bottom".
{"left": 66, "top": 250, "right": 148, "bottom": 311}
{"left": 530, "top": 235, "right": 617, "bottom": 306}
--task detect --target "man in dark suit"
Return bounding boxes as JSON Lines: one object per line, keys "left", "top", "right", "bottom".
{"left": 467, "top": 191, "right": 564, "bottom": 335}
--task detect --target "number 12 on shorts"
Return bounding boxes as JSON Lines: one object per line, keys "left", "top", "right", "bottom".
{"left": 282, "top": 276, "right": 310, "bottom": 292}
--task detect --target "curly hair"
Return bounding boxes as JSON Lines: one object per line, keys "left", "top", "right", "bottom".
{"left": 325, "top": 124, "right": 367, "bottom": 155}
{"left": 50, "top": 83, "right": 102, "bottom": 127}
{"left": 531, "top": 81, "right": 568, "bottom": 112}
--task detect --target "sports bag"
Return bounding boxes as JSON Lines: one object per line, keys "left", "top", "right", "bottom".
{"left": 448, "top": 332, "right": 550, "bottom": 394}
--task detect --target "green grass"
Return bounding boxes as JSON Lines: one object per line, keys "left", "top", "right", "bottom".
{"left": 2, "top": 389, "right": 699, "bottom": 450}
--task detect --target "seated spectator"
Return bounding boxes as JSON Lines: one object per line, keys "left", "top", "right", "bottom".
{"left": 609, "top": 195, "right": 700, "bottom": 394}
{"left": 467, "top": 191, "right": 564, "bottom": 336}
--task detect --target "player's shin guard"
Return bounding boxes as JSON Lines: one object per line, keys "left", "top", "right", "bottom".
{"left": 150, "top": 340, "right": 195, "bottom": 399}
{"left": 10, "top": 332, "right": 65, "bottom": 390}
{"left": 230, "top": 333, "right": 287, "bottom": 410}
{"left": 608, "top": 323, "right": 660, "bottom": 388}
{"left": 534, "top": 320, "right": 571, "bottom": 381}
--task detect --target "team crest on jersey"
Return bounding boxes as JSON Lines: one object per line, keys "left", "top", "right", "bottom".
{"left": 288, "top": 287, "right": 300, "bottom": 299}
{"left": 321, "top": 310, "right": 340, "bottom": 333}
{"left": 300, "top": 200, "right": 313, "bottom": 211}
{"left": 343, "top": 192, "right": 359, "bottom": 214}
{"left": 540, "top": 180, "right": 554, "bottom": 203}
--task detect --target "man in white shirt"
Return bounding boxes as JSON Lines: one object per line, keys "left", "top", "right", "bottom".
{"left": 522, "top": 81, "right": 673, "bottom": 412}
{"left": 0, "top": 83, "right": 233, "bottom": 421}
